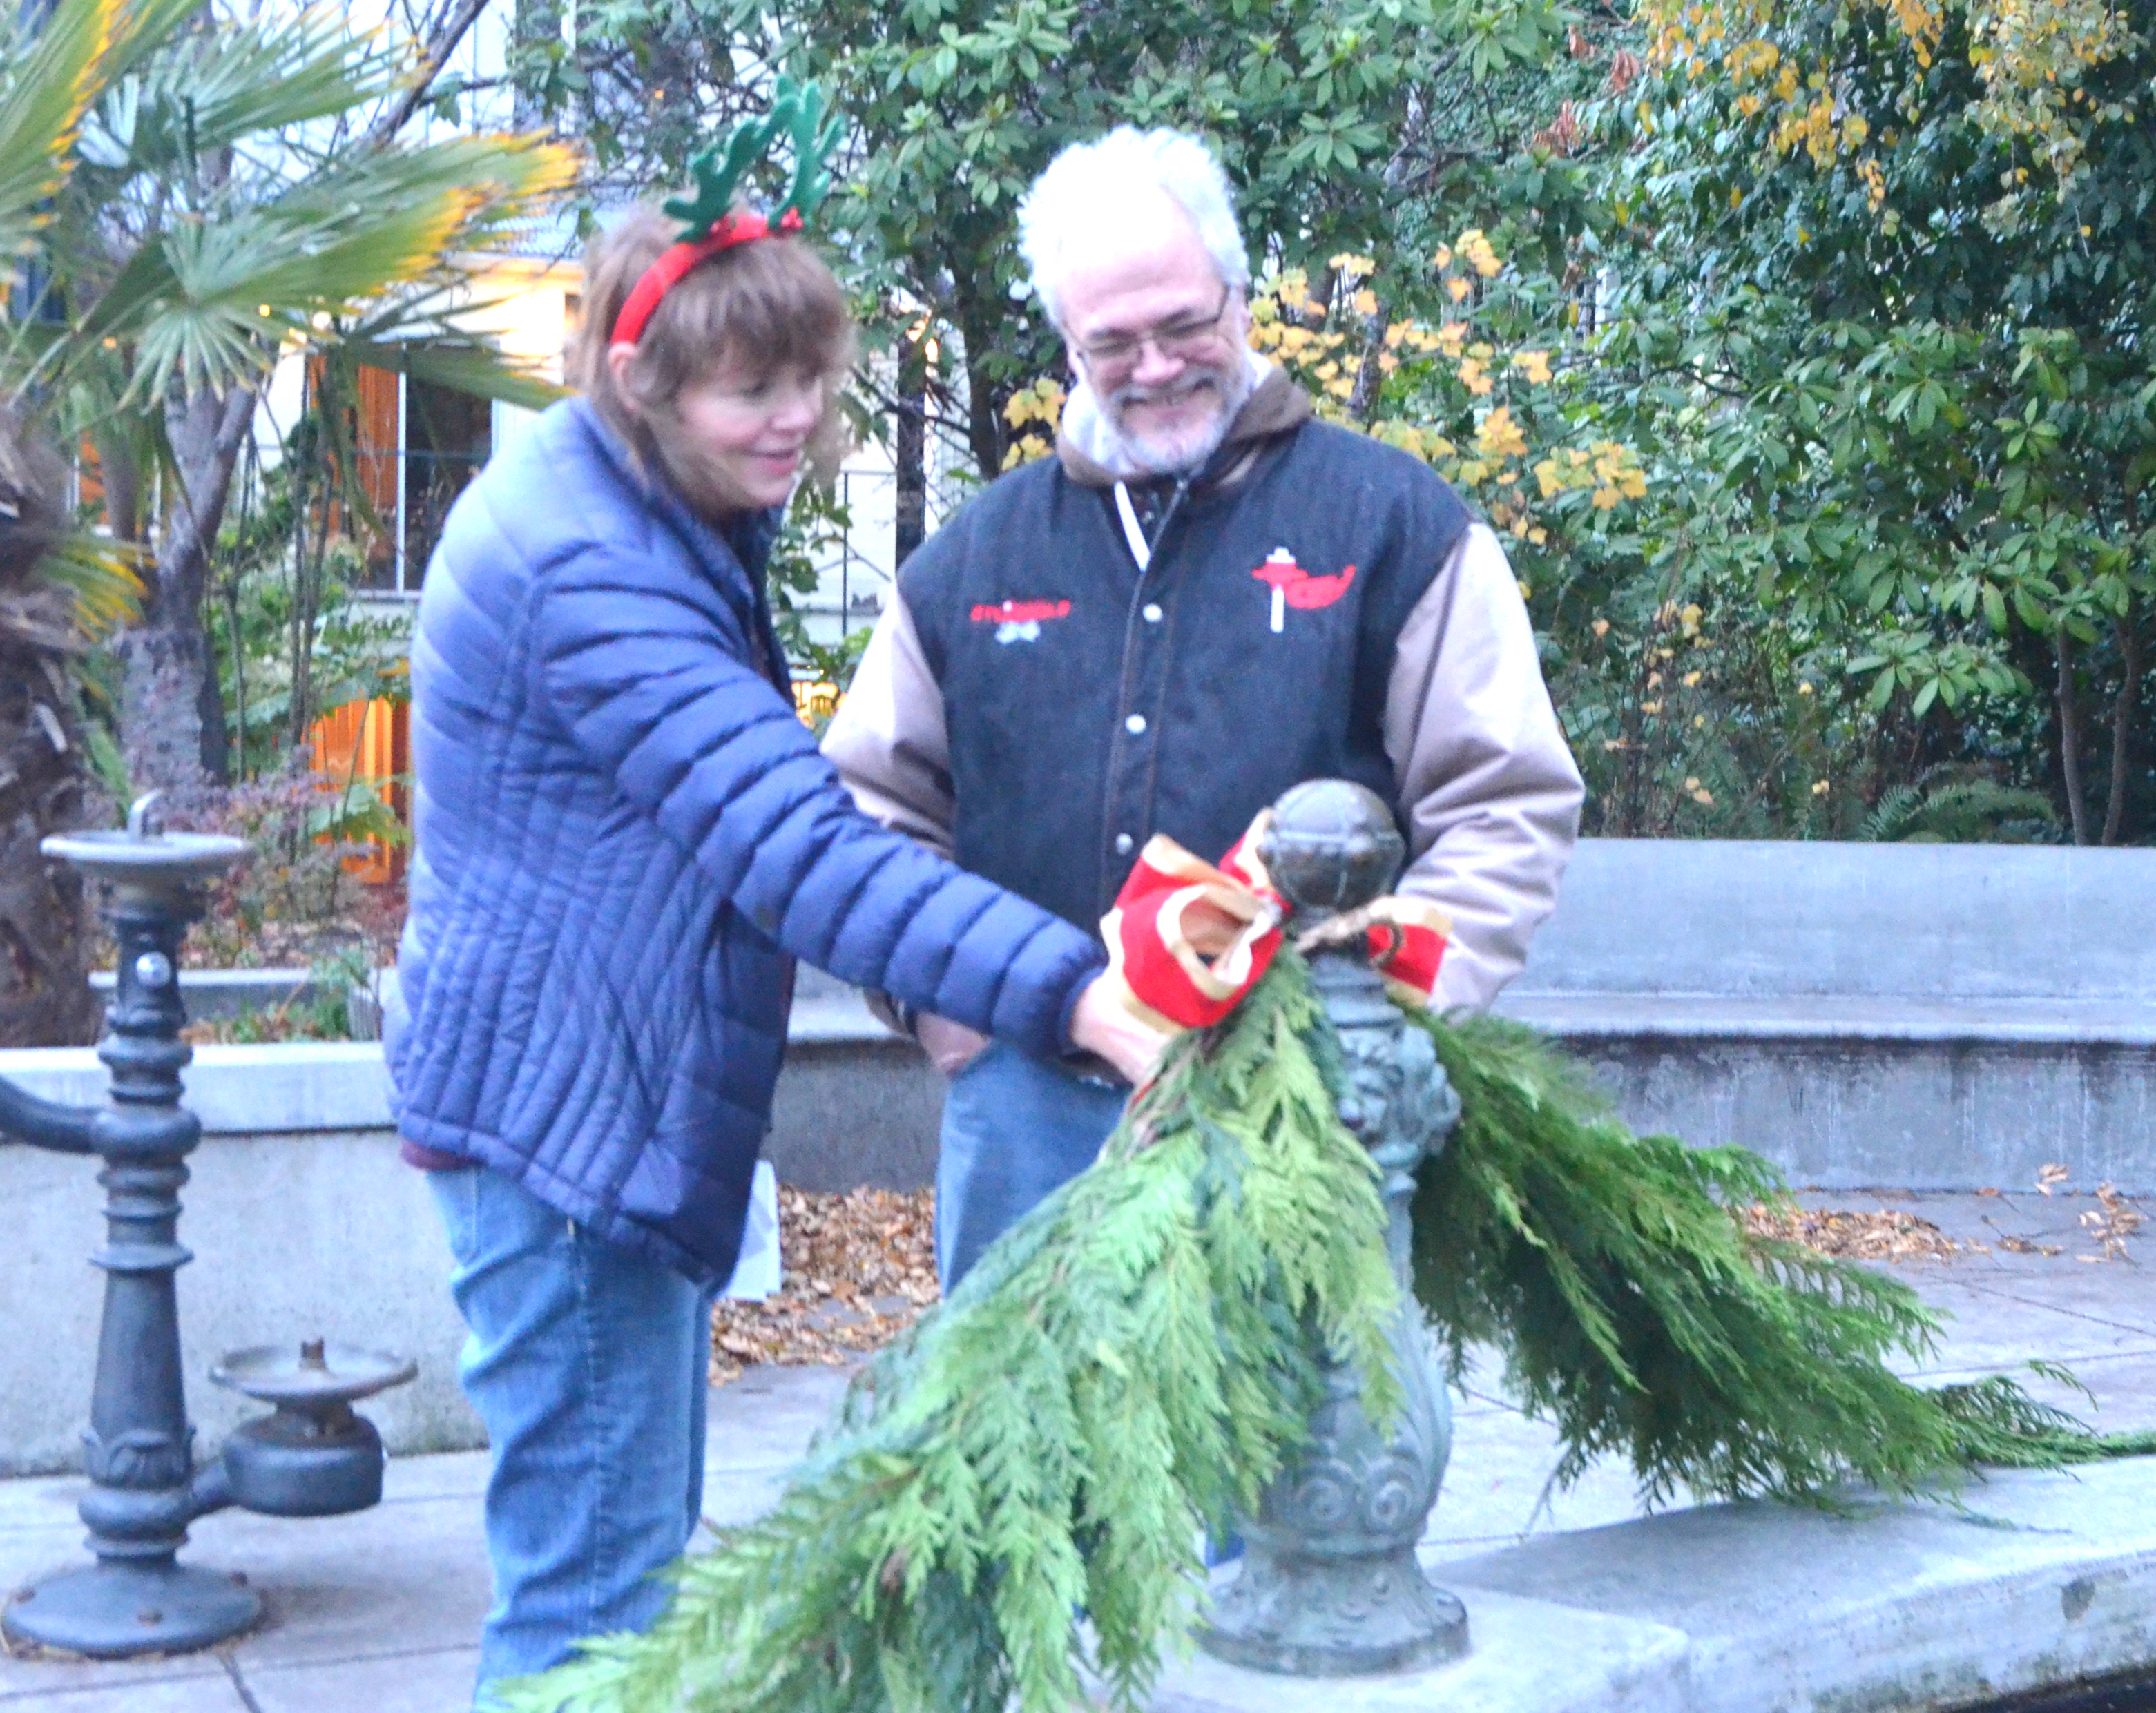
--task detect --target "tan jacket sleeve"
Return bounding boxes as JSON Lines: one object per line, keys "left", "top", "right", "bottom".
{"left": 820, "top": 586, "right": 957, "bottom": 860}
{"left": 1385, "top": 522, "right": 1584, "bottom": 1014}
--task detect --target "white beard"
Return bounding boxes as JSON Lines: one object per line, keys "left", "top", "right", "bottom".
{"left": 1061, "top": 349, "right": 1269, "bottom": 479}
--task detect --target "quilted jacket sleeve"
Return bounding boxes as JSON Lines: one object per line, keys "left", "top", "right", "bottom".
{"left": 530, "top": 536, "right": 1104, "bottom": 1059}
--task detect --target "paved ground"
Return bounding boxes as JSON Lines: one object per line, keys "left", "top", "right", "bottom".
{"left": 0, "top": 1190, "right": 2148, "bottom": 1712}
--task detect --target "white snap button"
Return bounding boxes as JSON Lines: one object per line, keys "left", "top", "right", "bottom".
{"left": 1125, "top": 714, "right": 1147, "bottom": 735}
{"left": 1114, "top": 833, "right": 1135, "bottom": 855}
{"left": 1142, "top": 603, "right": 1163, "bottom": 623}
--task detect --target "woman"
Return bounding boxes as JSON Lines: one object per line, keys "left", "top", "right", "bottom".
{"left": 387, "top": 169, "right": 1156, "bottom": 1705}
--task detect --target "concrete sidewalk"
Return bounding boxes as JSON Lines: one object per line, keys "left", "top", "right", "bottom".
{"left": 1, "top": 1190, "right": 2150, "bottom": 1712}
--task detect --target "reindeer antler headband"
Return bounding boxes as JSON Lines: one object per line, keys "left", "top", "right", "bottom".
{"left": 610, "top": 77, "right": 843, "bottom": 347}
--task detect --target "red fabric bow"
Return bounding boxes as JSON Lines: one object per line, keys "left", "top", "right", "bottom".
{"left": 1098, "top": 810, "right": 1452, "bottom": 1038}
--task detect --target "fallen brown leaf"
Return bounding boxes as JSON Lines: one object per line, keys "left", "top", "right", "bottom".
{"left": 2079, "top": 1183, "right": 2142, "bottom": 1262}
{"left": 1741, "top": 1204, "right": 1958, "bottom": 1262}
{"left": 710, "top": 1187, "right": 939, "bottom": 1386}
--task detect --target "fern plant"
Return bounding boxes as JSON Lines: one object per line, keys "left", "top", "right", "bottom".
{"left": 1860, "top": 765, "right": 2059, "bottom": 844}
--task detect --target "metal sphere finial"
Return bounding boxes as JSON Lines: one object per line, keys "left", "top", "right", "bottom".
{"left": 1257, "top": 779, "right": 1405, "bottom": 920}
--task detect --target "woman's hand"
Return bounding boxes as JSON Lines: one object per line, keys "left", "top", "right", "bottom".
{"left": 1069, "top": 977, "right": 1171, "bottom": 1086}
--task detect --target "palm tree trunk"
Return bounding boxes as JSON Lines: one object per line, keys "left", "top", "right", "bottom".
{"left": 116, "top": 385, "right": 255, "bottom": 793}
{"left": 0, "top": 639, "right": 103, "bottom": 1045}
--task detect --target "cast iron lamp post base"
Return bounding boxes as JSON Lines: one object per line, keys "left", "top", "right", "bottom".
{"left": 8, "top": 1562, "right": 263, "bottom": 1659}
{"left": 1199, "top": 780, "right": 1472, "bottom": 1676}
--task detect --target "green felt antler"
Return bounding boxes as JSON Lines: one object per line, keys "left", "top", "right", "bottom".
{"left": 774, "top": 77, "right": 844, "bottom": 223}
{"left": 660, "top": 78, "right": 843, "bottom": 245}
{"left": 661, "top": 90, "right": 798, "bottom": 242}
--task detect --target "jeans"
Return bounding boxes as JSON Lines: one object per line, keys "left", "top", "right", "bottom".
{"left": 935, "top": 1041, "right": 1128, "bottom": 1289}
{"left": 430, "top": 1168, "right": 715, "bottom": 1707}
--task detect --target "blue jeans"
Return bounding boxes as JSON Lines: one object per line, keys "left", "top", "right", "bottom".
{"left": 430, "top": 1168, "right": 715, "bottom": 1708}
{"left": 936, "top": 1042, "right": 1128, "bottom": 1289}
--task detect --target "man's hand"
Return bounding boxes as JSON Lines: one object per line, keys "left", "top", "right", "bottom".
{"left": 1069, "top": 977, "right": 1171, "bottom": 1086}
{"left": 915, "top": 1012, "right": 990, "bottom": 1077}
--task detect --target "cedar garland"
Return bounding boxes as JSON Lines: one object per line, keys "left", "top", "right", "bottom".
{"left": 1409, "top": 1009, "right": 2156, "bottom": 1504}
{"left": 505, "top": 954, "right": 1394, "bottom": 1713}
{"left": 506, "top": 955, "right": 2155, "bottom": 1713}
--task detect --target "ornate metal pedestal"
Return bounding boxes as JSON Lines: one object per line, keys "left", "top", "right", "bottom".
{"left": 0, "top": 797, "right": 413, "bottom": 1659}
{"left": 1200, "top": 780, "right": 1470, "bottom": 1676}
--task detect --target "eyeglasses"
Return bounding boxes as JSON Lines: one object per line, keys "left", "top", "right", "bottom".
{"left": 1068, "top": 285, "right": 1235, "bottom": 378}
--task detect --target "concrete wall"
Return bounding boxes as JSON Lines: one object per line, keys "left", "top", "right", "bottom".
{"left": 1495, "top": 839, "right": 2156, "bottom": 1196}
{"left": 8, "top": 838, "right": 2154, "bottom": 1472}
{"left": 0, "top": 1001, "right": 944, "bottom": 1476}
{"left": 0, "top": 1076, "right": 472, "bottom": 1478}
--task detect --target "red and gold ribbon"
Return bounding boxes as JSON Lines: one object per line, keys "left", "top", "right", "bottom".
{"left": 1099, "top": 810, "right": 1452, "bottom": 1038}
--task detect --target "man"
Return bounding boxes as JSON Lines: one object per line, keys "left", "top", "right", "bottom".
{"left": 825, "top": 126, "right": 1584, "bottom": 1287}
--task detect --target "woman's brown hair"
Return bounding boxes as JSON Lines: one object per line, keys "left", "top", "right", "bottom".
{"left": 568, "top": 206, "right": 854, "bottom": 517}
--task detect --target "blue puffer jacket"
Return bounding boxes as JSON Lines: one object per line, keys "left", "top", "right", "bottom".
{"left": 388, "top": 398, "right": 1108, "bottom": 1285}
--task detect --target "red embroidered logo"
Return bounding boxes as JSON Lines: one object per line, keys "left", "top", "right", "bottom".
{"left": 1251, "top": 548, "right": 1356, "bottom": 632}
{"left": 971, "top": 597, "right": 1071, "bottom": 643}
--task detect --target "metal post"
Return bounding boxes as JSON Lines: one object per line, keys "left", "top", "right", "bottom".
{"left": 0, "top": 796, "right": 412, "bottom": 1659}
{"left": 1199, "top": 779, "right": 1470, "bottom": 1676}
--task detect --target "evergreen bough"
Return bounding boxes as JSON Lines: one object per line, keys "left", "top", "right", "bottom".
{"left": 1409, "top": 1010, "right": 2156, "bottom": 1502}
{"left": 508, "top": 954, "right": 2155, "bottom": 1713}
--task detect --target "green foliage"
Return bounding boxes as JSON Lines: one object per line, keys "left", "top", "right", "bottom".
{"left": 504, "top": 960, "right": 2153, "bottom": 1713}
{"left": 767, "top": 478, "right": 870, "bottom": 695}
{"left": 506, "top": 0, "right": 2155, "bottom": 835}
{"left": 203, "top": 420, "right": 414, "bottom": 782}
{"left": 503, "top": 954, "right": 1397, "bottom": 1713}
{"left": 204, "top": 945, "right": 373, "bottom": 1042}
{"left": 1859, "top": 764, "right": 2059, "bottom": 842}
{"left": 1410, "top": 1009, "right": 2156, "bottom": 1503}
{"left": 1559, "top": 0, "right": 2156, "bottom": 841}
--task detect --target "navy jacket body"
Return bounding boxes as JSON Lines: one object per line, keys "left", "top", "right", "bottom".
{"left": 389, "top": 398, "right": 1105, "bottom": 1284}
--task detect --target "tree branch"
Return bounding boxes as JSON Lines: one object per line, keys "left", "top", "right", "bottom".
{"left": 2103, "top": 609, "right": 2140, "bottom": 846}
{"left": 363, "top": 0, "right": 495, "bottom": 149}
{"left": 2056, "top": 625, "right": 2090, "bottom": 845}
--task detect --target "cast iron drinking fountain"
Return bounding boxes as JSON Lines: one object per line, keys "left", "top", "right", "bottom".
{"left": 0, "top": 793, "right": 414, "bottom": 1658}
{"left": 1200, "top": 778, "right": 1471, "bottom": 1676}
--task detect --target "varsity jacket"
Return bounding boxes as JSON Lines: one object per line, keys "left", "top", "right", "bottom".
{"left": 822, "top": 365, "right": 1584, "bottom": 1014}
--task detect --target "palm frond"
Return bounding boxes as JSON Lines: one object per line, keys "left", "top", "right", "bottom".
{"left": 103, "top": 132, "right": 576, "bottom": 398}
{"left": 339, "top": 336, "right": 567, "bottom": 412}
{"left": 37, "top": 527, "right": 142, "bottom": 638}
{"left": 76, "top": 2, "right": 388, "bottom": 175}
{"left": 0, "top": 0, "right": 121, "bottom": 260}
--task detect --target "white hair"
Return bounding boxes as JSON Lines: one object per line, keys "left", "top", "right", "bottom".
{"left": 1018, "top": 128, "right": 1251, "bottom": 326}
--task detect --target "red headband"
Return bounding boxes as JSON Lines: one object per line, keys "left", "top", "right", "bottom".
{"left": 609, "top": 207, "right": 805, "bottom": 347}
